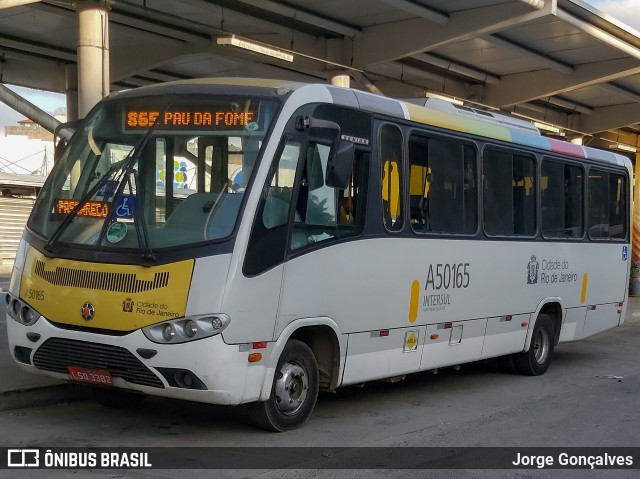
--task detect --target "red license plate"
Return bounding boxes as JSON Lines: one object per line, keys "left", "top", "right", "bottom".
{"left": 68, "top": 366, "right": 113, "bottom": 386}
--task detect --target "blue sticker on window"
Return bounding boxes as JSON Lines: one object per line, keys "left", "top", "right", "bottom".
{"left": 97, "top": 180, "right": 118, "bottom": 200}
{"left": 115, "top": 195, "right": 137, "bottom": 219}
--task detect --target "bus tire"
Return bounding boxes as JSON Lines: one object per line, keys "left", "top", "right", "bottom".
{"left": 249, "top": 339, "right": 319, "bottom": 432}
{"left": 84, "top": 386, "right": 146, "bottom": 409}
{"left": 513, "top": 314, "right": 555, "bottom": 376}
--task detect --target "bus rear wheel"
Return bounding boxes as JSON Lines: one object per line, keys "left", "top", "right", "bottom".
{"left": 513, "top": 314, "right": 555, "bottom": 376}
{"left": 249, "top": 339, "right": 319, "bottom": 432}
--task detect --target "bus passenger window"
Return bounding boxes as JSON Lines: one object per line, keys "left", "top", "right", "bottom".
{"left": 588, "top": 169, "right": 627, "bottom": 240}
{"left": 409, "top": 136, "right": 477, "bottom": 234}
{"left": 483, "top": 149, "right": 536, "bottom": 236}
{"left": 541, "top": 160, "right": 583, "bottom": 238}
{"left": 290, "top": 143, "right": 368, "bottom": 251}
{"left": 380, "top": 124, "right": 403, "bottom": 232}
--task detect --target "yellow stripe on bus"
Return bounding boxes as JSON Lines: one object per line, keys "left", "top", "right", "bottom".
{"left": 581, "top": 273, "right": 588, "bottom": 304}
{"left": 409, "top": 280, "right": 420, "bottom": 323}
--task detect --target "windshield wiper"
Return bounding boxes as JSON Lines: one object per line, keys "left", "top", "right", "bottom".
{"left": 45, "top": 102, "right": 171, "bottom": 258}
{"left": 94, "top": 161, "right": 156, "bottom": 262}
{"left": 44, "top": 161, "right": 125, "bottom": 253}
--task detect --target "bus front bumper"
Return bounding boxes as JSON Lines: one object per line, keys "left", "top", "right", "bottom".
{"left": 6, "top": 313, "right": 270, "bottom": 406}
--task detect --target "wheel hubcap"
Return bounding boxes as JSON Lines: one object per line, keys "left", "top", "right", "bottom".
{"left": 533, "top": 328, "right": 550, "bottom": 364}
{"left": 274, "top": 361, "right": 309, "bottom": 415}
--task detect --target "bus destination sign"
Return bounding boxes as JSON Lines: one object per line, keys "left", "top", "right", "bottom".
{"left": 56, "top": 199, "right": 109, "bottom": 218}
{"left": 125, "top": 108, "right": 256, "bottom": 131}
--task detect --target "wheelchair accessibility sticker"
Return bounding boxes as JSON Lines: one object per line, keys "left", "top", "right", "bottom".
{"left": 115, "top": 195, "right": 137, "bottom": 219}
{"left": 622, "top": 246, "right": 628, "bottom": 262}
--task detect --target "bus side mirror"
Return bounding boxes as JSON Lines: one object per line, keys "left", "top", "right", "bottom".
{"left": 53, "top": 120, "right": 81, "bottom": 163}
{"left": 295, "top": 115, "right": 354, "bottom": 189}
{"left": 326, "top": 140, "right": 355, "bottom": 190}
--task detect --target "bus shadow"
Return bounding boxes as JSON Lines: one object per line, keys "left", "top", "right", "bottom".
{"left": 80, "top": 350, "right": 600, "bottom": 437}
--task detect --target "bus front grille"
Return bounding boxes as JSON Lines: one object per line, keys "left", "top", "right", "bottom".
{"left": 33, "top": 338, "right": 164, "bottom": 388}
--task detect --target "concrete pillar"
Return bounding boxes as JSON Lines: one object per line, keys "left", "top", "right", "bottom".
{"left": 330, "top": 72, "right": 350, "bottom": 88}
{"left": 65, "top": 64, "right": 79, "bottom": 121}
{"left": 327, "top": 38, "right": 350, "bottom": 88}
{"left": 76, "top": 0, "right": 111, "bottom": 118}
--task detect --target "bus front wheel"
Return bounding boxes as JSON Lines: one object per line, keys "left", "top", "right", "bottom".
{"left": 249, "top": 339, "right": 319, "bottom": 432}
{"left": 513, "top": 314, "right": 555, "bottom": 376}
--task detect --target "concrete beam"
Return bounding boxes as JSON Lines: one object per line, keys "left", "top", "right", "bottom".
{"left": 575, "top": 103, "right": 640, "bottom": 134}
{"left": 0, "top": 0, "right": 41, "bottom": 9}
{"left": 0, "top": 56, "right": 66, "bottom": 90}
{"left": 507, "top": 103, "right": 571, "bottom": 130}
{"left": 482, "top": 57, "right": 640, "bottom": 106}
{"left": 110, "top": 40, "right": 323, "bottom": 83}
{"left": 110, "top": 43, "right": 210, "bottom": 82}
{"left": 352, "top": 1, "right": 550, "bottom": 67}
{"left": 481, "top": 34, "right": 574, "bottom": 75}
{"left": 0, "top": 83, "right": 61, "bottom": 134}
{"left": 597, "top": 129, "right": 640, "bottom": 148}
{"left": 0, "top": 36, "right": 76, "bottom": 62}
{"left": 235, "top": 0, "right": 361, "bottom": 37}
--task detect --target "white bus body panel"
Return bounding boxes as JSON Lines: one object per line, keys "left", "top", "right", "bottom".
{"left": 276, "top": 237, "right": 627, "bottom": 386}
{"left": 559, "top": 307, "right": 587, "bottom": 342}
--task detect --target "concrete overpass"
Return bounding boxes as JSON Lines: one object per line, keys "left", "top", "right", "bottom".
{"left": 1, "top": 0, "right": 640, "bottom": 153}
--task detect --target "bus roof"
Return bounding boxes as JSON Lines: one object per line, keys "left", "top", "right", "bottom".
{"left": 112, "top": 77, "right": 630, "bottom": 168}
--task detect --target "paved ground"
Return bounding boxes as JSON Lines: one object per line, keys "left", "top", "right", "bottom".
{"left": 1, "top": 269, "right": 640, "bottom": 412}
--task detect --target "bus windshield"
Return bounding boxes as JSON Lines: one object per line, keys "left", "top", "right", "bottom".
{"left": 29, "top": 94, "right": 279, "bottom": 253}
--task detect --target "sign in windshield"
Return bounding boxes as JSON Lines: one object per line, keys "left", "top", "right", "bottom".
{"left": 125, "top": 107, "right": 257, "bottom": 131}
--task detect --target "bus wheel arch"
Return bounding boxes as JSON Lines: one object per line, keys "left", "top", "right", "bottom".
{"left": 289, "top": 325, "right": 341, "bottom": 391}
{"left": 525, "top": 299, "right": 563, "bottom": 351}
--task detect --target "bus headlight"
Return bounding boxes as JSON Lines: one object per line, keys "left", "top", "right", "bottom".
{"left": 11, "top": 298, "right": 21, "bottom": 318}
{"left": 20, "top": 306, "right": 40, "bottom": 326}
{"left": 162, "top": 324, "right": 176, "bottom": 341}
{"left": 6, "top": 295, "right": 41, "bottom": 326}
{"left": 142, "top": 314, "right": 230, "bottom": 344}
{"left": 184, "top": 320, "right": 198, "bottom": 338}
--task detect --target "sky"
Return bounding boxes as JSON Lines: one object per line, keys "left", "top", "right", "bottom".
{"left": 0, "top": 0, "right": 637, "bottom": 128}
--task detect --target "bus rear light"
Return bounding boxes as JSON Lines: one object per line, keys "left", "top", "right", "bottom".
{"left": 252, "top": 341, "right": 267, "bottom": 349}
{"left": 379, "top": 330, "right": 389, "bottom": 337}
{"left": 505, "top": 315, "right": 512, "bottom": 321}
{"left": 248, "top": 353, "right": 262, "bottom": 363}
{"left": 430, "top": 334, "right": 439, "bottom": 340}
{"left": 444, "top": 322, "right": 452, "bottom": 329}
{"left": 617, "top": 302, "right": 624, "bottom": 307}
{"left": 521, "top": 322, "right": 528, "bottom": 327}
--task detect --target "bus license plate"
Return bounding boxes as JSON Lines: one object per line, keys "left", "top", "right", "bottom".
{"left": 68, "top": 366, "right": 112, "bottom": 386}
